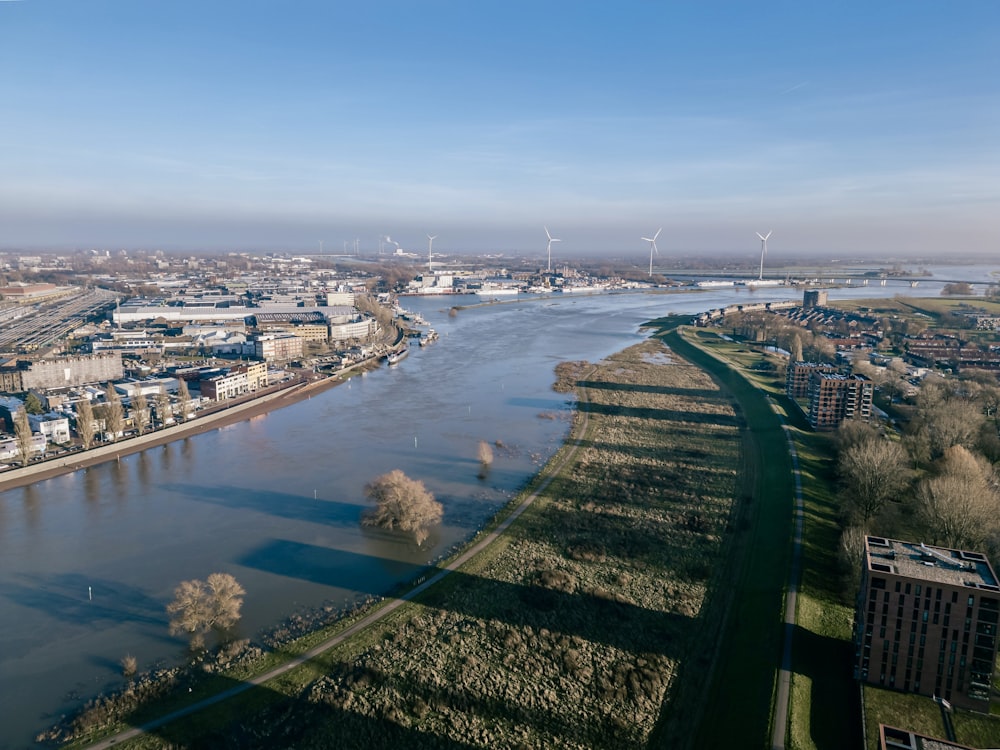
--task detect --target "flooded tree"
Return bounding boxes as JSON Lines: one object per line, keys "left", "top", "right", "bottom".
{"left": 167, "top": 573, "right": 246, "bottom": 650}
{"left": 362, "top": 470, "right": 443, "bottom": 544}
{"left": 477, "top": 440, "right": 494, "bottom": 480}
{"left": 120, "top": 654, "right": 137, "bottom": 679}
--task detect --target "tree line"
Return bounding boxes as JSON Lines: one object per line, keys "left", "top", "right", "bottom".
{"left": 837, "top": 371, "right": 1000, "bottom": 580}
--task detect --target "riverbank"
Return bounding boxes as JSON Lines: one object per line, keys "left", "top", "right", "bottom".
{"left": 0, "top": 359, "right": 380, "bottom": 494}
{"left": 61, "top": 333, "right": 751, "bottom": 749}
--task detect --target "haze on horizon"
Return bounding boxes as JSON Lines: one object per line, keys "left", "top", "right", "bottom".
{"left": 1, "top": 1, "right": 997, "bottom": 259}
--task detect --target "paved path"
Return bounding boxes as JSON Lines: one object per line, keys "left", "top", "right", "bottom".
{"left": 770, "top": 399, "right": 805, "bottom": 750}
{"left": 84, "top": 383, "right": 594, "bottom": 749}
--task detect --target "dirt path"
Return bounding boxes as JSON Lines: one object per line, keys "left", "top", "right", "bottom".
{"left": 770, "top": 399, "right": 806, "bottom": 750}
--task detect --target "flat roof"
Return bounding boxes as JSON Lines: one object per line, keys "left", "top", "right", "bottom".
{"left": 881, "top": 724, "right": 977, "bottom": 750}
{"left": 866, "top": 536, "right": 999, "bottom": 591}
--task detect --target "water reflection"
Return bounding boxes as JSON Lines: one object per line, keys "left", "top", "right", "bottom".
{"left": 21, "top": 483, "right": 40, "bottom": 529}
{"left": 84, "top": 467, "right": 101, "bottom": 507}
{"left": 109, "top": 456, "right": 127, "bottom": 498}
{"left": 137, "top": 451, "right": 151, "bottom": 488}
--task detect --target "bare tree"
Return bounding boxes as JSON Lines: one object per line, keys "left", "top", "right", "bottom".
{"left": 354, "top": 293, "right": 394, "bottom": 332}
{"left": 362, "top": 469, "right": 443, "bottom": 544}
{"left": 13, "top": 408, "right": 35, "bottom": 467}
{"left": 477, "top": 440, "right": 494, "bottom": 465}
{"left": 102, "top": 383, "right": 125, "bottom": 442}
{"left": 76, "top": 399, "right": 96, "bottom": 449}
{"left": 839, "top": 525, "right": 868, "bottom": 590}
{"left": 155, "top": 390, "right": 171, "bottom": 428}
{"left": 839, "top": 436, "right": 911, "bottom": 525}
{"left": 176, "top": 379, "right": 193, "bottom": 422}
{"left": 166, "top": 573, "right": 246, "bottom": 650}
{"left": 836, "top": 420, "right": 880, "bottom": 454}
{"left": 132, "top": 391, "right": 150, "bottom": 435}
{"left": 916, "top": 446, "right": 999, "bottom": 550}
{"left": 904, "top": 380, "right": 985, "bottom": 465}
{"left": 790, "top": 334, "right": 804, "bottom": 363}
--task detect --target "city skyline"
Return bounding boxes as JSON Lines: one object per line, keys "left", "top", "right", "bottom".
{"left": 1, "top": 1, "right": 998, "bottom": 257}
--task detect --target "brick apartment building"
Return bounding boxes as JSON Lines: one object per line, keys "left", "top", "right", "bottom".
{"left": 252, "top": 333, "right": 303, "bottom": 362}
{"left": 879, "top": 725, "right": 976, "bottom": 750}
{"left": 785, "top": 361, "right": 838, "bottom": 399}
{"left": 853, "top": 536, "right": 1000, "bottom": 711}
{"left": 808, "top": 372, "right": 873, "bottom": 429}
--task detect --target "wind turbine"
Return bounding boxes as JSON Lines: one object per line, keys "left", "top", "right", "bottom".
{"left": 756, "top": 230, "right": 772, "bottom": 280}
{"left": 427, "top": 234, "right": 437, "bottom": 271}
{"left": 544, "top": 226, "right": 561, "bottom": 273}
{"left": 642, "top": 228, "right": 662, "bottom": 277}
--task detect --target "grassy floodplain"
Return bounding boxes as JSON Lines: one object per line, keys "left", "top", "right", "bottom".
{"left": 70, "top": 329, "right": 767, "bottom": 749}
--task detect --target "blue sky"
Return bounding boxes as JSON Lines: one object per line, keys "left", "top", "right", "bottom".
{"left": 1, "top": 1, "right": 998, "bottom": 259}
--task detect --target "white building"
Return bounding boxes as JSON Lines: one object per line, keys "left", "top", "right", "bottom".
{"left": 28, "top": 413, "right": 71, "bottom": 444}
{"left": 0, "top": 434, "right": 47, "bottom": 461}
{"left": 329, "top": 317, "right": 377, "bottom": 343}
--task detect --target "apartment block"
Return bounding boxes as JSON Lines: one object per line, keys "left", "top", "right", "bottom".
{"left": 879, "top": 725, "right": 976, "bottom": 750}
{"left": 853, "top": 536, "right": 1000, "bottom": 711}
{"left": 785, "top": 361, "right": 838, "bottom": 399}
{"left": 808, "top": 372, "right": 873, "bottom": 429}
{"left": 252, "top": 333, "right": 303, "bottom": 362}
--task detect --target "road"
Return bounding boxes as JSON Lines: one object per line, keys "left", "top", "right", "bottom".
{"left": 770, "top": 398, "right": 806, "bottom": 750}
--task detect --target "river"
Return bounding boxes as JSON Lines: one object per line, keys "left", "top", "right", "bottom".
{"left": 0, "top": 270, "right": 992, "bottom": 748}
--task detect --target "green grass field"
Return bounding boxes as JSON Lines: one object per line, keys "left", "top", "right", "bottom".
{"left": 652, "top": 325, "right": 794, "bottom": 748}
{"left": 663, "top": 327, "right": 862, "bottom": 750}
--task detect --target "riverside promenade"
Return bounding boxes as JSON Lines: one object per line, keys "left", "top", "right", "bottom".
{"left": 0, "top": 362, "right": 374, "bottom": 493}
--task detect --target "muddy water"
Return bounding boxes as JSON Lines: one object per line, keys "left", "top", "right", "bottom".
{"left": 0, "top": 281, "right": 969, "bottom": 748}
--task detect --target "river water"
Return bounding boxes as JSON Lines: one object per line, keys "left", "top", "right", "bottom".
{"left": 0, "top": 271, "right": 992, "bottom": 748}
